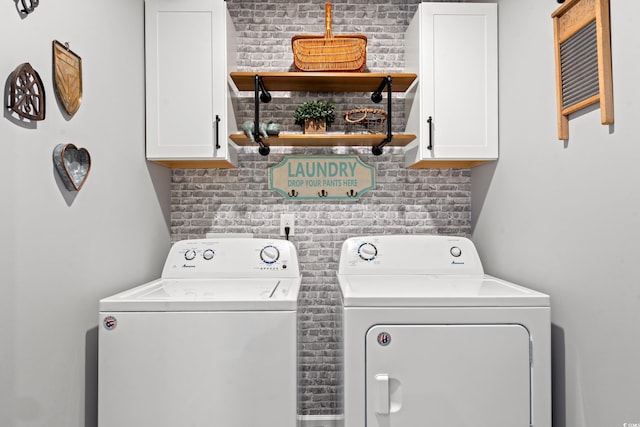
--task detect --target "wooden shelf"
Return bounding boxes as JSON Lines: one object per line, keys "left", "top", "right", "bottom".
{"left": 407, "top": 159, "right": 494, "bottom": 169}
{"left": 229, "top": 71, "right": 417, "bottom": 155}
{"left": 229, "top": 72, "right": 417, "bottom": 92}
{"left": 150, "top": 159, "right": 237, "bottom": 169}
{"left": 229, "top": 133, "right": 416, "bottom": 147}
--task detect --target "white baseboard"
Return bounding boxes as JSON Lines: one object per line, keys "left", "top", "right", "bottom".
{"left": 297, "top": 415, "right": 344, "bottom": 427}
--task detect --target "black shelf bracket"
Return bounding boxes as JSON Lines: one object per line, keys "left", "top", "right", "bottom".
{"left": 371, "top": 75, "right": 393, "bottom": 156}
{"left": 254, "top": 74, "right": 271, "bottom": 156}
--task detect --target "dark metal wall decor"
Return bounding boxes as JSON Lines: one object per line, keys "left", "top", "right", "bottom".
{"left": 8, "top": 62, "right": 46, "bottom": 121}
{"left": 53, "top": 41, "right": 83, "bottom": 116}
{"left": 552, "top": 0, "right": 613, "bottom": 140}
{"left": 53, "top": 144, "right": 92, "bottom": 191}
{"left": 15, "top": 0, "right": 39, "bottom": 15}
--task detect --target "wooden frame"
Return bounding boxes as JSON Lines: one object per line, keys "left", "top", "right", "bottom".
{"left": 53, "top": 40, "right": 83, "bottom": 116}
{"left": 552, "top": 0, "right": 613, "bottom": 140}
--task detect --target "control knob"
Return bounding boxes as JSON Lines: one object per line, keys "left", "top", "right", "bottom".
{"left": 450, "top": 246, "right": 462, "bottom": 257}
{"left": 203, "top": 249, "right": 215, "bottom": 260}
{"left": 184, "top": 249, "right": 197, "bottom": 261}
{"left": 358, "top": 242, "right": 378, "bottom": 261}
{"left": 260, "top": 245, "right": 280, "bottom": 264}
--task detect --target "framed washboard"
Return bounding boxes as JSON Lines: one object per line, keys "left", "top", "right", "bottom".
{"left": 552, "top": 0, "right": 613, "bottom": 140}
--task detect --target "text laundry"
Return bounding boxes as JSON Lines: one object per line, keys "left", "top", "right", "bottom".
{"left": 288, "top": 161, "right": 357, "bottom": 178}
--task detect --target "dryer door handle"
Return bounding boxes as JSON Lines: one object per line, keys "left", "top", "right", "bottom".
{"left": 374, "top": 373, "right": 390, "bottom": 415}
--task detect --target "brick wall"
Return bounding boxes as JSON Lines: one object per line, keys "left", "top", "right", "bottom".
{"left": 170, "top": 0, "right": 469, "bottom": 415}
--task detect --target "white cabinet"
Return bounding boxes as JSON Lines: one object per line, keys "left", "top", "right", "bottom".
{"left": 145, "top": 0, "right": 237, "bottom": 168}
{"left": 404, "top": 3, "right": 498, "bottom": 168}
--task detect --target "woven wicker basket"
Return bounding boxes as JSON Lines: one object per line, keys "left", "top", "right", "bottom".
{"left": 345, "top": 108, "right": 387, "bottom": 134}
{"left": 292, "top": 2, "right": 367, "bottom": 72}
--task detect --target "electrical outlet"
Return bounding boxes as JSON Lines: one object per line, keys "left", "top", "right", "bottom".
{"left": 280, "top": 213, "right": 295, "bottom": 237}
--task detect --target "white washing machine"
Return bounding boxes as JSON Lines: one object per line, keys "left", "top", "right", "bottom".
{"left": 338, "top": 235, "right": 551, "bottom": 427}
{"left": 98, "top": 238, "right": 300, "bottom": 427}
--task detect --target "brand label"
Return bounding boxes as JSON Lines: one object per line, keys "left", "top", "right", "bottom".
{"left": 103, "top": 316, "right": 117, "bottom": 331}
{"left": 377, "top": 332, "right": 391, "bottom": 346}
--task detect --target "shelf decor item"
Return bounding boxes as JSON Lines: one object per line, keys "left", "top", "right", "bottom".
{"left": 552, "top": 0, "right": 613, "bottom": 140}
{"left": 292, "top": 2, "right": 367, "bottom": 72}
{"left": 240, "top": 120, "right": 280, "bottom": 144}
{"left": 8, "top": 62, "right": 45, "bottom": 121}
{"left": 294, "top": 100, "right": 335, "bottom": 134}
{"left": 345, "top": 108, "right": 387, "bottom": 134}
{"left": 304, "top": 118, "right": 326, "bottom": 134}
{"left": 53, "top": 40, "right": 83, "bottom": 116}
{"left": 53, "top": 143, "right": 91, "bottom": 191}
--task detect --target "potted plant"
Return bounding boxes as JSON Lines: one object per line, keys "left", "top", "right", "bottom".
{"left": 293, "top": 100, "right": 336, "bottom": 134}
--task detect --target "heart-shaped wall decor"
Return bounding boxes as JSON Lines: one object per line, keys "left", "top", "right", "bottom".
{"left": 53, "top": 143, "right": 91, "bottom": 191}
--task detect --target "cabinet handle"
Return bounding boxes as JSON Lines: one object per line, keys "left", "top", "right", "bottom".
{"left": 427, "top": 116, "right": 433, "bottom": 150}
{"left": 214, "top": 115, "right": 221, "bottom": 150}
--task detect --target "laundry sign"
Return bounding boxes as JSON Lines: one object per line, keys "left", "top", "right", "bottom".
{"left": 269, "top": 156, "right": 375, "bottom": 200}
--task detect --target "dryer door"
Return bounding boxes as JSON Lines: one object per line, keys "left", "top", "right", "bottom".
{"left": 366, "top": 324, "right": 531, "bottom": 427}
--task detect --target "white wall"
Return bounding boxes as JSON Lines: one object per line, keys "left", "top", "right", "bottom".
{"left": 0, "top": 1, "right": 172, "bottom": 427}
{"left": 472, "top": 1, "right": 640, "bottom": 426}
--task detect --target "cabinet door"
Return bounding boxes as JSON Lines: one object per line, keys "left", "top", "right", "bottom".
{"left": 420, "top": 4, "right": 498, "bottom": 159}
{"left": 366, "top": 324, "right": 531, "bottom": 427}
{"left": 145, "top": 0, "right": 227, "bottom": 159}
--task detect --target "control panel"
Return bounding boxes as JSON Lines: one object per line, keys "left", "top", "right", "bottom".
{"left": 338, "top": 235, "right": 484, "bottom": 276}
{"left": 161, "top": 238, "right": 300, "bottom": 279}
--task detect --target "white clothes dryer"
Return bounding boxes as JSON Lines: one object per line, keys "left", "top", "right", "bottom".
{"left": 338, "top": 235, "right": 551, "bottom": 427}
{"left": 98, "top": 238, "right": 300, "bottom": 427}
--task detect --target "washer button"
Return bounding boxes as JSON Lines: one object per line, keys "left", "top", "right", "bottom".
{"left": 450, "top": 246, "right": 462, "bottom": 257}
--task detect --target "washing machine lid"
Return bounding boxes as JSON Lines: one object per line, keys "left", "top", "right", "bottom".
{"left": 99, "top": 277, "right": 301, "bottom": 312}
{"left": 338, "top": 274, "right": 549, "bottom": 307}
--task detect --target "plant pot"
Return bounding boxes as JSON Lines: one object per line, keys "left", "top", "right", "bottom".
{"left": 304, "top": 118, "right": 327, "bottom": 134}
